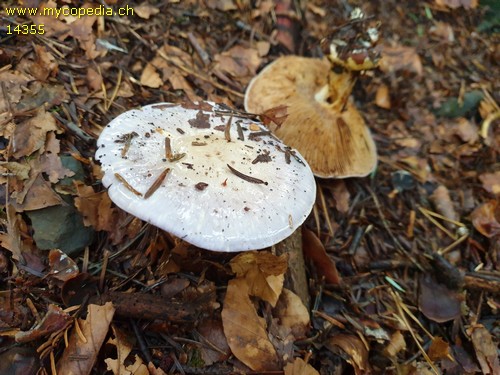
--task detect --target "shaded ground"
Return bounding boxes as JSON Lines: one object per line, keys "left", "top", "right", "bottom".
{"left": 0, "top": 0, "right": 499, "bottom": 374}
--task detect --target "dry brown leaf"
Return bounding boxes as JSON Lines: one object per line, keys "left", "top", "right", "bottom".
{"left": 302, "top": 228, "right": 341, "bottom": 284}
{"left": 68, "top": 11, "right": 100, "bottom": 59}
{"left": 378, "top": 44, "right": 423, "bottom": 76}
{"left": 430, "top": 185, "right": 459, "bottom": 224}
{"left": 30, "top": 45, "right": 58, "bottom": 81}
{"left": 74, "top": 182, "right": 117, "bottom": 231}
{"left": 256, "top": 41, "right": 271, "bottom": 57}
{"left": 429, "top": 22, "right": 455, "bottom": 43}
{"left": 274, "top": 288, "right": 310, "bottom": 338}
{"left": 16, "top": 83, "right": 68, "bottom": 112}
{"left": 221, "top": 278, "right": 279, "bottom": 371}
{"left": 206, "top": 0, "right": 238, "bottom": 11}
{"left": 259, "top": 105, "right": 288, "bottom": 128}
{"left": 479, "top": 172, "right": 500, "bottom": 195}
{"left": 1, "top": 205, "right": 25, "bottom": 262}
{"left": 384, "top": 330, "right": 406, "bottom": 357}
{"left": 399, "top": 156, "right": 431, "bottom": 182}
{"left": 12, "top": 108, "right": 58, "bottom": 159}
{"left": 57, "top": 302, "right": 116, "bottom": 375}
{"left": 434, "top": 0, "right": 478, "bottom": 9}
{"left": 471, "top": 200, "right": 500, "bottom": 238}
{"left": 375, "top": 83, "right": 391, "bottom": 109}
{"left": 229, "top": 251, "right": 287, "bottom": 306}
{"left": 331, "top": 180, "right": 350, "bottom": 213}
{"left": 168, "top": 70, "right": 202, "bottom": 103}
{"left": 284, "top": 357, "right": 319, "bottom": 375}
{"left": 198, "top": 318, "right": 230, "bottom": 365}
{"left": 133, "top": 3, "right": 160, "bottom": 19}
{"left": 15, "top": 304, "right": 72, "bottom": 343}
{"left": 418, "top": 275, "right": 462, "bottom": 323}
{"left": 48, "top": 249, "right": 79, "bottom": 282}
{"left": 325, "top": 333, "right": 369, "bottom": 374}
{"left": 0, "top": 70, "right": 33, "bottom": 119}
{"left": 140, "top": 63, "right": 163, "bottom": 88}
{"left": 11, "top": 173, "right": 64, "bottom": 211}
{"left": 468, "top": 324, "right": 500, "bottom": 374}
{"left": 86, "top": 67, "right": 103, "bottom": 92}
{"left": 428, "top": 336, "right": 451, "bottom": 361}
{"left": 31, "top": 16, "right": 72, "bottom": 40}
{"left": 105, "top": 325, "right": 149, "bottom": 375}
{"left": 214, "top": 45, "right": 261, "bottom": 79}
{"left": 452, "top": 118, "right": 479, "bottom": 144}
{"left": 39, "top": 132, "right": 75, "bottom": 183}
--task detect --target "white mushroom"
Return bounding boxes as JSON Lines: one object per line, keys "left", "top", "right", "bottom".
{"left": 95, "top": 101, "right": 316, "bottom": 252}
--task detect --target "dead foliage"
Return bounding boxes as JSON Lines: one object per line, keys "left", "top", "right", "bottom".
{"left": 0, "top": 0, "right": 498, "bottom": 374}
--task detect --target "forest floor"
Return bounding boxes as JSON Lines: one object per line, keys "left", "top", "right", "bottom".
{"left": 0, "top": 0, "right": 499, "bottom": 374}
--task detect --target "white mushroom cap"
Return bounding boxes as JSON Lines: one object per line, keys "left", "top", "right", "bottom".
{"left": 95, "top": 102, "right": 316, "bottom": 252}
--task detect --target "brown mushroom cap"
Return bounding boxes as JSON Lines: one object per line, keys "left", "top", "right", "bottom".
{"left": 244, "top": 56, "right": 377, "bottom": 178}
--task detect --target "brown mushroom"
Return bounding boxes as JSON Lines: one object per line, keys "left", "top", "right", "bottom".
{"left": 245, "top": 9, "right": 379, "bottom": 179}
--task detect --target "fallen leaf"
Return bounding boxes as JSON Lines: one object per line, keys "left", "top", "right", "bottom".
{"left": 74, "top": 182, "right": 117, "bottom": 231}
{"left": 428, "top": 336, "right": 451, "bottom": 361}
{"left": 430, "top": 185, "right": 459, "bottom": 224}
{"left": 197, "top": 318, "right": 230, "bottom": 365}
{"left": 434, "top": 0, "right": 478, "bottom": 9}
{"left": 86, "top": 67, "right": 103, "bottom": 92}
{"left": 375, "top": 83, "right": 391, "bottom": 109}
{"left": 471, "top": 200, "right": 500, "bottom": 238}
{"left": 105, "top": 325, "right": 149, "bottom": 375}
{"left": 12, "top": 108, "right": 58, "bottom": 158}
{"left": 331, "top": 180, "right": 351, "bottom": 213}
{"left": 30, "top": 44, "right": 58, "bottom": 81}
{"left": 378, "top": 44, "right": 423, "bottom": 76}
{"left": 206, "top": 0, "right": 238, "bottom": 11}
{"left": 167, "top": 70, "right": 202, "bottom": 103}
{"left": 39, "top": 132, "right": 75, "bottom": 183}
{"left": 259, "top": 105, "right": 288, "bottom": 128}
{"left": 384, "top": 330, "right": 406, "bottom": 357}
{"left": 0, "top": 205, "right": 26, "bottom": 263}
{"left": 229, "top": 251, "right": 287, "bottom": 306}
{"left": 11, "top": 173, "right": 64, "bottom": 211}
{"left": 418, "top": 275, "right": 462, "bottom": 323}
{"left": 15, "top": 84, "right": 68, "bottom": 112}
{"left": 325, "top": 333, "right": 369, "bottom": 374}
{"left": 479, "top": 172, "right": 500, "bottom": 195}
{"left": 140, "top": 63, "right": 163, "bottom": 88}
{"left": 133, "top": 3, "right": 160, "bottom": 19}
{"left": 429, "top": 22, "right": 455, "bottom": 43}
{"left": 284, "top": 357, "right": 319, "bottom": 375}
{"left": 274, "top": 288, "right": 310, "bottom": 338}
{"left": 57, "top": 302, "right": 116, "bottom": 375}
{"left": 214, "top": 45, "right": 261, "bottom": 79}
{"left": 452, "top": 117, "right": 479, "bottom": 143}
{"left": 48, "top": 249, "right": 79, "bottom": 282}
{"left": 0, "top": 347, "right": 40, "bottom": 375}
{"left": 256, "top": 41, "right": 271, "bottom": 57}
{"left": 15, "top": 304, "right": 72, "bottom": 343}
{"left": 302, "top": 228, "right": 341, "bottom": 284}
{"left": 68, "top": 10, "right": 100, "bottom": 59}
{"left": 468, "top": 324, "right": 500, "bottom": 374}
{"left": 221, "top": 278, "right": 279, "bottom": 371}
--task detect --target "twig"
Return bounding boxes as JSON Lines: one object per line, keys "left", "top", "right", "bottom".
{"left": 366, "top": 186, "right": 423, "bottom": 271}
{"left": 130, "top": 319, "right": 153, "bottom": 364}
{"left": 187, "top": 32, "right": 210, "bottom": 66}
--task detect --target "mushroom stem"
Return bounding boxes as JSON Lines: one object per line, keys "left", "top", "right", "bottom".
{"left": 326, "top": 69, "right": 358, "bottom": 111}
{"left": 274, "top": 229, "right": 310, "bottom": 307}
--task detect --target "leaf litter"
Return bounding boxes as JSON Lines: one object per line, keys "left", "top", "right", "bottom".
{"left": 0, "top": 0, "right": 499, "bottom": 374}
